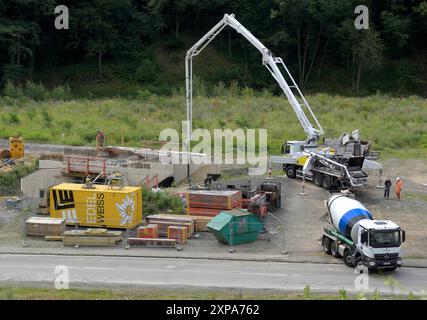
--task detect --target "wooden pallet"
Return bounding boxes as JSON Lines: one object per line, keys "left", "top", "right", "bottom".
{"left": 62, "top": 228, "right": 122, "bottom": 246}
{"left": 63, "top": 236, "right": 121, "bottom": 246}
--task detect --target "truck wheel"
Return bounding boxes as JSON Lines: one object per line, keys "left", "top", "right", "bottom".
{"left": 322, "top": 175, "right": 334, "bottom": 190}
{"left": 285, "top": 165, "right": 297, "bottom": 179}
{"left": 330, "top": 240, "right": 341, "bottom": 258}
{"left": 313, "top": 173, "right": 323, "bottom": 187}
{"left": 343, "top": 250, "right": 354, "bottom": 267}
{"left": 322, "top": 237, "right": 331, "bottom": 254}
{"left": 354, "top": 256, "right": 363, "bottom": 272}
{"left": 354, "top": 256, "right": 372, "bottom": 273}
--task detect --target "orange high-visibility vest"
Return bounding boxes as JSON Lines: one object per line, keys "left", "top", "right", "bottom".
{"left": 396, "top": 180, "right": 403, "bottom": 193}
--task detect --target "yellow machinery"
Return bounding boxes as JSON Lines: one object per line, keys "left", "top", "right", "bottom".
{"left": 50, "top": 183, "right": 142, "bottom": 229}
{"left": 9, "top": 137, "right": 24, "bottom": 159}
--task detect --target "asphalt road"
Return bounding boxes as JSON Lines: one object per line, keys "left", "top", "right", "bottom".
{"left": 0, "top": 254, "right": 426, "bottom": 295}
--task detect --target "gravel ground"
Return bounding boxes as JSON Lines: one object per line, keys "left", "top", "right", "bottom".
{"left": 0, "top": 157, "right": 426, "bottom": 261}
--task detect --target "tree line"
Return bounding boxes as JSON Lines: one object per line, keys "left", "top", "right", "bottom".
{"left": 1, "top": 0, "right": 426, "bottom": 95}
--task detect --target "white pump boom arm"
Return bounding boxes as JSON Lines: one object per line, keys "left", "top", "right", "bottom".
{"left": 185, "top": 13, "right": 323, "bottom": 148}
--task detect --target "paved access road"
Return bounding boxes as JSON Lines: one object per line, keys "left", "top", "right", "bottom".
{"left": 0, "top": 254, "right": 426, "bottom": 295}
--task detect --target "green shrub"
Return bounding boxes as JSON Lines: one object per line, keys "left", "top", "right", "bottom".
{"left": 63, "top": 120, "right": 73, "bottom": 130}
{"left": 134, "top": 59, "right": 159, "bottom": 83}
{"left": 212, "top": 81, "right": 228, "bottom": 96}
{"left": 41, "top": 110, "right": 52, "bottom": 127}
{"left": 338, "top": 289, "right": 347, "bottom": 300}
{"left": 142, "top": 188, "right": 184, "bottom": 216}
{"left": 3, "top": 81, "right": 24, "bottom": 99}
{"left": 7, "top": 113, "right": 20, "bottom": 125}
{"left": 50, "top": 85, "right": 72, "bottom": 100}
{"left": 24, "top": 81, "right": 48, "bottom": 101}
{"left": 372, "top": 289, "right": 381, "bottom": 300}
{"left": 137, "top": 89, "right": 152, "bottom": 99}
{"left": 2, "top": 64, "right": 25, "bottom": 83}
{"left": 0, "top": 164, "right": 37, "bottom": 196}
{"left": 303, "top": 285, "right": 312, "bottom": 300}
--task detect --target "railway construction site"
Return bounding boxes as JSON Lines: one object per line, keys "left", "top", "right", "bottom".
{"left": 0, "top": 10, "right": 427, "bottom": 302}
{"left": 0, "top": 136, "right": 427, "bottom": 297}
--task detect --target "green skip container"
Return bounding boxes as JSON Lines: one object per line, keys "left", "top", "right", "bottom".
{"left": 207, "top": 209, "right": 264, "bottom": 245}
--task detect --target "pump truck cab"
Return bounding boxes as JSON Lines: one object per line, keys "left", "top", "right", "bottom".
{"left": 322, "top": 194, "right": 405, "bottom": 271}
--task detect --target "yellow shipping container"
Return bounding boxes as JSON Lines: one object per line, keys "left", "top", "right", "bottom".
{"left": 50, "top": 183, "right": 142, "bottom": 229}
{"left": 9, "top": 137, "right": 25, "bottom": 159}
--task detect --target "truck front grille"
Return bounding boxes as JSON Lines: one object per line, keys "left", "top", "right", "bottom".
{"left": 374, "top": 253, "right": 398, "bottom": 261}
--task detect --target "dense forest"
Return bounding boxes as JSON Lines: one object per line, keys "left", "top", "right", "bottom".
{"left": 1, "top": 0, "right": 427, "bottom": 97}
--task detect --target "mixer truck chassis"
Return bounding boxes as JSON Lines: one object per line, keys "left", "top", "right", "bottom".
{"left": 322, "top": 226, "right": 402, "bottom": 271}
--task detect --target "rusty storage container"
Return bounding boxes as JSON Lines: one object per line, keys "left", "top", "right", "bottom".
{"left": 167, "top": 225, "right": 188, "bottom": 244}
{"left": 26, "top": 217, "right": 66, "bottom": 237}
{"left": 50, "top": 183, "right": 142, "bottom": 229}
{"left": 0, "top": 149, "right": 10, "bottom": 159}
{"left": 137, "top": 224, "right": 159, "bottom": 239}
{"left": 9, "top": 137, "right": 24, "bottom": 159}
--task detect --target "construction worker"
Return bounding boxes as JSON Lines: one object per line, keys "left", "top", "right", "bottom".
{"left": 395, "top": 177, "right": 403, "bottom": 201}
{"left": 96, "top": 130, "right": 105, "bottom": 150}
{"left": 384, "top": 177, "right": 392, "bottom": 199}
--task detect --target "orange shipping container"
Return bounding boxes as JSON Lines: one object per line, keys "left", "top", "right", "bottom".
{"left": 137, "top": 224, "right": 158, "bottom": 239}
{"left": 167, "top": 226, "right": 187, "bottom": 244}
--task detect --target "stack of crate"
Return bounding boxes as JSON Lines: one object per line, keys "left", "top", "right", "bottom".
{"left": 26, "top": 217, "right": 66, "bottom": 237}
{"left": 167, "top": 226, "right": 188, "bottom": 244}
{"left": 62, "top": 228, "right": 122, "bottom": 246}
{"left": 137, "top": 224, "right": 158, "bottom": 239}
{"left": 130, "top": 215, "right": 197, "bottom": 248}
{"left": 146, "top": 214, "right": 195, "bottom": 238}
{"left": 186, "top": 190, "right": 242, "bottom": 217}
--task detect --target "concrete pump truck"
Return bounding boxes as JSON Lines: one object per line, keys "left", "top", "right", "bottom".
{"left": 185, "top": 14, "right": 382, "bottom": 191}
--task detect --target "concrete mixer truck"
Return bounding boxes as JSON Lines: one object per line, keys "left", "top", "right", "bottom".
{"left": 321, "top": 194, "right": 405, "bottom": 271}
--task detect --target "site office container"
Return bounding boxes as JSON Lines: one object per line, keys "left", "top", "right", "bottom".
{"left": 50, "top": 183, "right": 142, "bottom": 229}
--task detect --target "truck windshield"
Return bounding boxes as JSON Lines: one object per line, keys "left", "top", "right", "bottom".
{"left": 369, "top": 230, "right": 401, "bottom": 248}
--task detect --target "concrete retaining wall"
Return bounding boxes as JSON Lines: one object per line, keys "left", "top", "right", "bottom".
{"left": 21, "top": 159, "right": 221, "bottom": 198}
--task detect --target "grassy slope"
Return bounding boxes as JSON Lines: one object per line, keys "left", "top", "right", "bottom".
{"left": 0, "top": 285, "right": 418, "bottom": 300}
{"left": 0, "top": 93, "right": 426, "bottom": 158}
